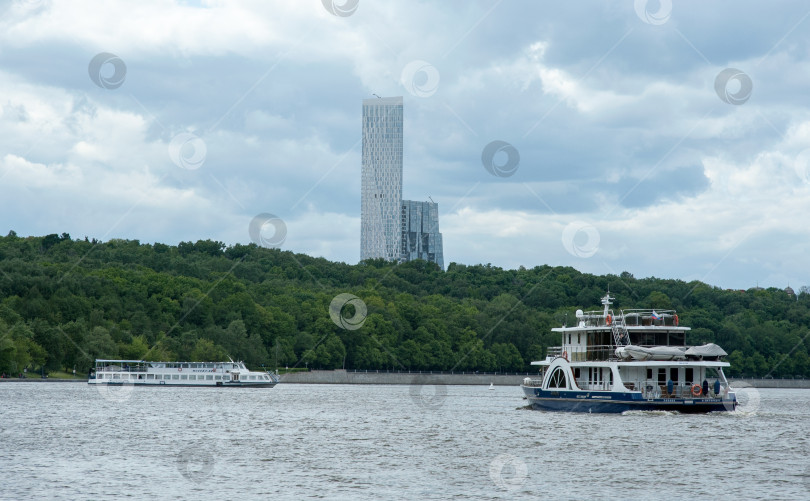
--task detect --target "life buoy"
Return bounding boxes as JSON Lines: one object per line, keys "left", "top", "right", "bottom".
{"left": 691, "top": 383, "right": 702, "bottom": 397}
{"left": 674, "top": 315, "right": 679, "bottom": 326}
{"left": 606, "top": 314, "right": 612, "bottom": 326}
{"left": 562, "top": 350, "right": 568, "bottom": 361}
{"left": 178, "top": 368, "right": 182, "bottom": 372}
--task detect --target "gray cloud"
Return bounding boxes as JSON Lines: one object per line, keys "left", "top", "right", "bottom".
{"left": 1, "top": 0, "right": 809, "bottom": 290}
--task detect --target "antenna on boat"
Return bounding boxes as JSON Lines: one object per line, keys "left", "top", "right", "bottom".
{"left": 601, "top": 289, "right": 614, "bottom": 317}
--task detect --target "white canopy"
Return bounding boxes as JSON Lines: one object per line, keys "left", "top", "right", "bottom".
{"left": 685, "top": 343, "right": 728, "bottom": 357}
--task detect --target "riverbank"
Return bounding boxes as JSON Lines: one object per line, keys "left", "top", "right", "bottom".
{"left": 279, "top": 370, "right": 810, "bottom": 388}
{"left": 3, "top": 372, "right": 810, "bottom": 388}
{"left": 279, "top": 370, "right": 529, "bottom": 386}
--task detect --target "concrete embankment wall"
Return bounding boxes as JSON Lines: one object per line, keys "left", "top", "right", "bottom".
{"left": 726, "top": 378, "right": 810, "bottom": 389}
{"left": 0, "top": 378, "right": 86, "bottom": 383}
{"left": 278, "top": 371, "right": 528, "bottom": 386}
{"left": 2, "top": 374, "right": 810, "bottom": 388}
{"left": 280, "top": 371, "right": 810, "bottom": 388}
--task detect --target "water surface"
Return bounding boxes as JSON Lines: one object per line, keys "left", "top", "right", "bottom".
{"left": 1, "top": 383, "right": 808, "bottom": 500}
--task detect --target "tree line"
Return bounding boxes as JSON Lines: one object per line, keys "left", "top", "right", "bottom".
{"left": 1, "top": 231, "right": 808, "bottom": 378}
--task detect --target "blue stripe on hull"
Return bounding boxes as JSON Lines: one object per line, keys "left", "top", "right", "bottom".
{"left": 523, "top": 387, "right": 734, "bottom": 413}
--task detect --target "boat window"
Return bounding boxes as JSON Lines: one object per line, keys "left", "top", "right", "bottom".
{"left": 577, "top": 333, "right": 580, "bottom": 343}
{"left": 206, "top": 375, "right": 213, "bottom": 380}
{"left": 173, "top": 374, "right": 180, "bottom": 380}
{"left": 147, "top": 374, "right": 154, "bottom": 380}
{"left": 646, "top": 368, "right": 652, "bottom": 380}
{"left": 657, "top": 368, "right": 666, "bottom": 386}
{"left": 669, "top": 368, "right": 678, "bottom": 382}
{"left": 548, "top": 368, "right": 567, "bottom": 389}
{"left": 685, "top": 368, "right": 694, "bottom": 384}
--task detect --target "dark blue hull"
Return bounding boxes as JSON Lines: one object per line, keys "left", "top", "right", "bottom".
{"left": 523, "top": 387, "right": 734, "bottom": 413}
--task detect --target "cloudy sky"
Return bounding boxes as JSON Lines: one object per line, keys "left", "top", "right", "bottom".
{"left": 1, "top": 0, "right": 809, "bottom": 291}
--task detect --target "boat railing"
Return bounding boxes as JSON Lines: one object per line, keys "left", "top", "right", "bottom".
{"left": 577, "top": 382, "right": 612, "bottom": 391}
{"left": 578, "top": 309, "right": 680, "bottom": 328}
{"left": 97, "top": 365, "right": 147, "bottom": 373}
{"left": 549, "top": 345, "right": 618, "bottom": 361}
{"left": 625, "top": 380, "right": 730, "bottom": 399}
{"left": 621, "top": 309, "right": 679, "bottom": 327}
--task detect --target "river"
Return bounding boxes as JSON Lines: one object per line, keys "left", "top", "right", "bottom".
{"left": 1, "top": 383, "right": 808, "bottom": 500}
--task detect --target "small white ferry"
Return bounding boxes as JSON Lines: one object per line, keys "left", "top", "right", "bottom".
{"left": 88, "top": 359, "right": 279, "bottom": 388}
{"left": 521, "top": 293, "right": 737, "bottom": 413}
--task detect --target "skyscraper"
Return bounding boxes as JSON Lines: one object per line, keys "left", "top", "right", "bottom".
{"left": 361, "top": 96, "right": 403, "bottom": 262}
{"left": 401, "top": 199, "right": 444, "bottom": 269}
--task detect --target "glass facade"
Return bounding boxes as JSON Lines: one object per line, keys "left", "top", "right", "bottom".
{"left": 361, "top": 97, "right": 403, "bottom": 262}
{"left": 401, "top": 200, "right": 444, "bottom": 269}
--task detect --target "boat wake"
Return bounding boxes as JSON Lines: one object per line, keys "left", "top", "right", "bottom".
{"left": 621, "top": 410, "right": 680, "bottom": 417}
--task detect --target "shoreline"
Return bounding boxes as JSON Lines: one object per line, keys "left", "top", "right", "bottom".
{"left": 4, "top": 372, "right": 810, "bottom": 388}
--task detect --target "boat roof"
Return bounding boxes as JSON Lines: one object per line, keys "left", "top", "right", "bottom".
{"left": 94, "top": 359, "right": 244, "bottom": 364}
{"left": 552, "top": 325, "right": 690, "bottom": 332}
{"left": 530, "top": 360, "right": 730, "bottom": 367}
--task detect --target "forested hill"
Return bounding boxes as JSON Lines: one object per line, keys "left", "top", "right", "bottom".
{"left": 1, "top": 232, "right": 808, "bottom": 378}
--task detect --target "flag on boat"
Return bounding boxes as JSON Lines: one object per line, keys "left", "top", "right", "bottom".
{"left": 651, "top": 310, "right": 661, "bottom": 320}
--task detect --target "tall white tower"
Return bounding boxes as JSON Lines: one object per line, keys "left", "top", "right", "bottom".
{"left": 361, "top": 96, "right": 403, "bottom": 262}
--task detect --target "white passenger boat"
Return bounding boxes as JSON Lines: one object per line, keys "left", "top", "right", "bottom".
{"left": 88, "top": 359, "right": 279, "bottom": 388}
{"left": 521, "top": 293, "right": 737, "bottom": 413}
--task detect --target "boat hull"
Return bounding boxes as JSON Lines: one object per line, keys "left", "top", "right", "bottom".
{"left": 89, "top": 380, "right": 277, "bottom": 388}
{"left": 523, "top": 387, "right": 734, "bottom": 413}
